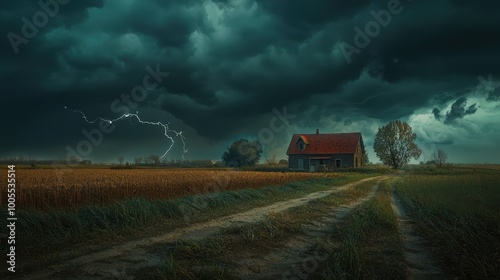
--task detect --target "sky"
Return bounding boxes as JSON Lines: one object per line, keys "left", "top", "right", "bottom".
{"left": 1, "top": 0, "right": 500, "bottom": 164}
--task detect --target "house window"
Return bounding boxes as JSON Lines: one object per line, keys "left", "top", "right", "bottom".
{"left": 335, "top": 159, "right": 341, "bottom": 168}
{"left": 297, "top": 143, "right": 306, "bottom": 151}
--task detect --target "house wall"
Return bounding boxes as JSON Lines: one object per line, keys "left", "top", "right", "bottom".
{"left": 354, "top": 140, "right": 364, "bottom": 168}
{"left": 331, "top": 154, "right": 355, "bottom": 168}
{"left": 289, "top": 154, "right": 358, "bottom": 170}
{"left": 288, "top": 154, "right": 310, "bottom": 170}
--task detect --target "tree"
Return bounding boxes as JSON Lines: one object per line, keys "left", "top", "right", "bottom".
{"left": 265, "top": 154, "right": 278, "bottom": 165}
{"left": 69, "top": 155, "right": 80, "bottom": 164}
{"left": 222, "top": 139, "right": 262, "bottom": 167}
{"left": 134, "top": 156, "right": 144, "bottom": 165}
{"left": 431, "top": 149, "right": 448, "bottom": 168}
{"left": 373, "top": 120, "right": 422, "bottom": 169}
{"left": 117, "top": 156, "right": 125, "bottom": 165}
{"left": 149, "top": 155, "right": 161, "bottom": 165}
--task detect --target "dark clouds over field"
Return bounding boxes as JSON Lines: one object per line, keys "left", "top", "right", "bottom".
{"left": 1, "top": 0, "right": 500, "bottom": 163}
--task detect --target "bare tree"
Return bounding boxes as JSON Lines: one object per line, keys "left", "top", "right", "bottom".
{"left": 117, "top": 156, "right": 125, "bottom": 165}
{"left": 265, "top": 154, "right": 278, "bottom": 165}
{"left": 149, "top": 155, "right": 161, "bottom": 165}
{"left": 69, "top": 155, "right": 80, "bottom": 164}
{"left": 431, "top": 149, "right": 448, "bottom": 168}
{"left": 134, "top": 156, "right": 144, "bottom": 165}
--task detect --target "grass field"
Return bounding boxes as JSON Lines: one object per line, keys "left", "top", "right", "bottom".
{"left": 395, "top": 172, "right": 500, "bottom": 279}
{"left": 1, "top": 165, "right": 499, "bottom": 279}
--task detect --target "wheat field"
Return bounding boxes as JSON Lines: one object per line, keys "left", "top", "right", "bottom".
{"left": 2, "top": 168, "right": 339, "bottom": 210}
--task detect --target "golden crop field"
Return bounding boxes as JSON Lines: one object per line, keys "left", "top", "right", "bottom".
{"left": 2, "top": 168, "right": 339, "bottom": 210}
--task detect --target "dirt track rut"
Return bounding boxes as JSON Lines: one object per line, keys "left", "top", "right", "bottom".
{"left": 390, "top": 191, "right": 447, "bottom": 280}
{"left": 20, "top": 176, "right": 385, "bottom": 280}
{"left": 232, "top": 182, "right": 381, "bottom": 279}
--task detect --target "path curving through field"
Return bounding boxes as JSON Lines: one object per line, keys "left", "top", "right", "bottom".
{"left": 19, "top": 176, "right": 386, "bottom": 280}
{"left": 232, "top": 181, "right": 382, "bottom": 280}
{"left": 390, "top": 190, "right": 447, "bottom": 280}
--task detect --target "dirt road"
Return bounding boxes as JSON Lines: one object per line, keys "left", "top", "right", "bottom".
{"left": 390, "top": 191, "right": 446, "bottom": 280}
{"left": 232, "top": 182, "right": 381, "bottom": 279}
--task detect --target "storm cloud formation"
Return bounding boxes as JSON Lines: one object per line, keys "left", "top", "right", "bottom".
{"left": 433, "top": 97, "right": 478, "bottom": 124}
{"left": 2, "top": 0, "right": 500, "bottom": 163}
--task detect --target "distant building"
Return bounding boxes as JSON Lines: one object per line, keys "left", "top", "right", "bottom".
{"left": 286, "top": 129, "right": 365, "bottom": 171}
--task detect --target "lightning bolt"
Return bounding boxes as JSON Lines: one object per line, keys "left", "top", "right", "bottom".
{"left": 65, "top": 106, "right": 188, "bottom": 159}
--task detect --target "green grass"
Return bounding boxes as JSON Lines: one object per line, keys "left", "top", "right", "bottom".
{"left": 395, "top": 173, "right": 500, "bottom": 279}
{"left": 136, "top": 238, "right": 234, "bottom": 280}
{"left": 319, "top": 181, "right": 406, "bottom": 280}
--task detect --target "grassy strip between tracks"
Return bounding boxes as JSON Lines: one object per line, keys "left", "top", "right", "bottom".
{"left": 317, "top": 180, "right": 406, "bottom": 280}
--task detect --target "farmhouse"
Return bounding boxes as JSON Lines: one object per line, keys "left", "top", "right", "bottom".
{"left": 286, "top": 130, "right": 365, "bottom": 171}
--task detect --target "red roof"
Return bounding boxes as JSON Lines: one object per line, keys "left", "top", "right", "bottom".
{"left": 286, "top": 132, "right": 362, "bottom": 155}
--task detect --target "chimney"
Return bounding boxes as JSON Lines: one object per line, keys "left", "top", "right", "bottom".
{"left": 316, "top": 129, "right": 319, "bottom": 134}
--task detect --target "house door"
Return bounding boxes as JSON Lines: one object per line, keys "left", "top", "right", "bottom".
{"left": 335, "top": 159, "right": 341, "bottom": 168}
{"left": 298, "top": 159, "right": 304, "bottom": 170}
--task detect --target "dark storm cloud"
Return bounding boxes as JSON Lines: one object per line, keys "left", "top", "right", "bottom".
{"left": 433, "top": 97, "right": 478, "bottom": 124}
{"left": 2, "top": 0, "right": 500, "bottom": 162}
{"left": 255, "top": 0, "right": 371, "bottom": 27}
{"left": 444, "top": 97, "right": 478, "bottom": 124}
{"left": 432, "top": 108, "right": 442, "bottom": 121}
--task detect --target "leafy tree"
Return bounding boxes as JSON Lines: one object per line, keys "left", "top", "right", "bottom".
{"left": 431, "top": 149, "right": 448, "bottom": 168}
{"left": 222, "top": 139, "right": 262, "bottom": 167}
{"left": 373, "top": 120, "right": 422, "bottom": 169}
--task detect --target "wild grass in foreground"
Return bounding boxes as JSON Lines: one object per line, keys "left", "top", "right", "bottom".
{"left": 137, "top": 238, "right": 234, "bottom": 280}
{"left": 319, "top": 182, "right": 406, "bottom": 280}
{"left": 395, "top": 173, "right": 500, "bottom": 279}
